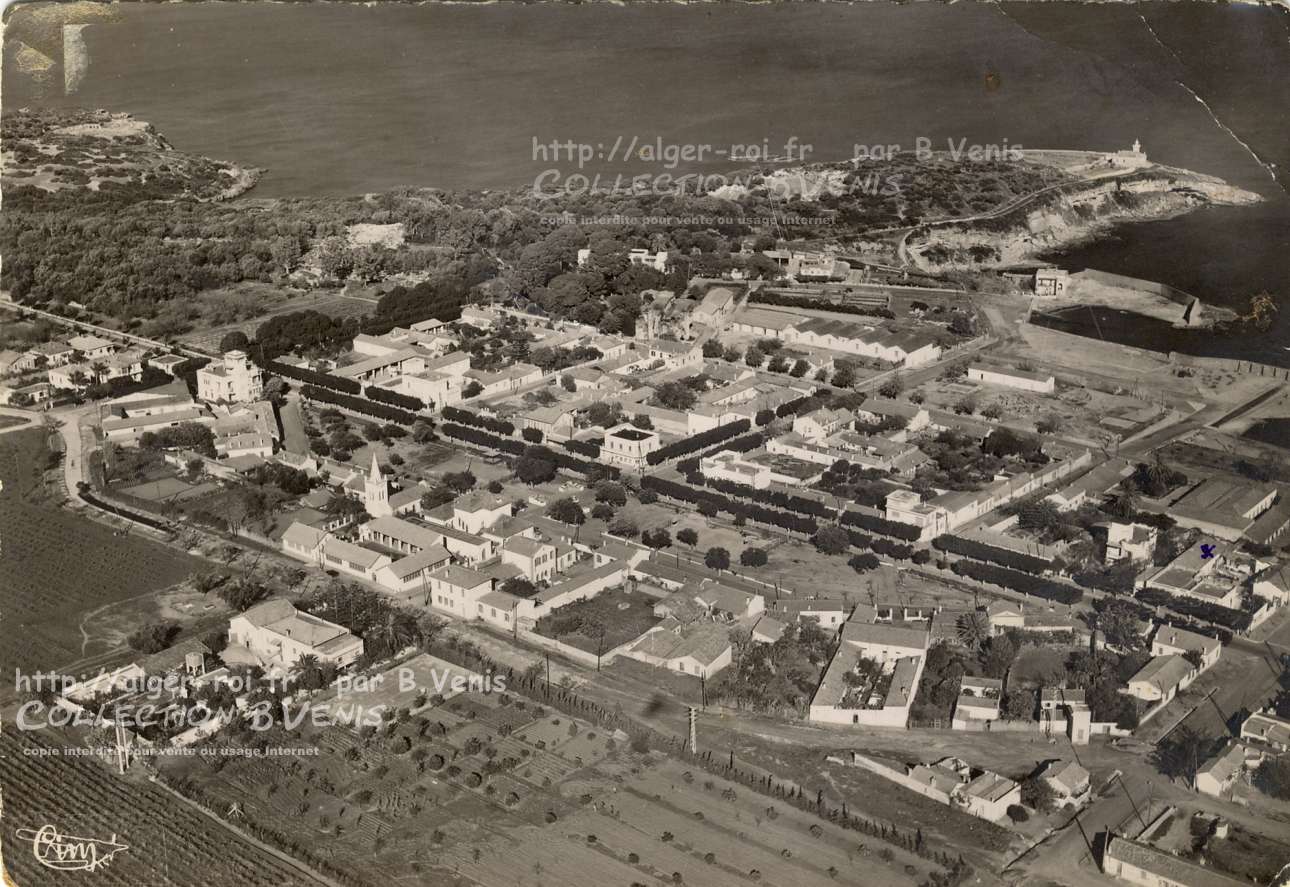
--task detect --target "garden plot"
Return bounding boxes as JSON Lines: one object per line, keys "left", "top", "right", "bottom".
{"left": 628, "top": 760, "right": 933, "bottom": 884}
{"left": 534, "top": 585, "right": 663, "bottom": 654}
{"left": 119, "top": 475, "right": 221, "bottom": 501}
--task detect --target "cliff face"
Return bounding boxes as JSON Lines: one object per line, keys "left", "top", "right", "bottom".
{"left": 1, "top": 108, "right": 261, "bottom": 202}
{"left": 908, "top": 172, "right": 1262, "bottom": 272}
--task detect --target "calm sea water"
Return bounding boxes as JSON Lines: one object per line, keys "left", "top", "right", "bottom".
{"left": 6, "top": 2, "right": 1288, "bottom": 357}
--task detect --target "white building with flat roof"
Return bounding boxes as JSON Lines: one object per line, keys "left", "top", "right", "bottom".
{"left": 967, "top": 364, "right": 1055, "bottom": 395}
{"left": 198, "top": 351, "right": 264, "bottom": 404}
{"left": 601, "top": 423, "right": 661, "bottom": 470}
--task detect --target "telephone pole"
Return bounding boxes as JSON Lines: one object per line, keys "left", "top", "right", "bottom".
{"left": 687, "top": 706, "right": 699, "bottom": 755}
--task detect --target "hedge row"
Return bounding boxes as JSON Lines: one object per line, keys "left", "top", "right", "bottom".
{"left": 932, "top": 535, "right": 1053, "bottom": 575}
{"left": 299, "top": 384, "right": 418, "bottom": 425}
{"left": 839, "top": 508, "right": 923, "bottom": 543}
{"left": 647, "top": 419, "right": 751, "bottom": 466}
{"left": 1136, "top": 588, "right": 1252, "bottom": 632}
{"left": 562, "top": 438, "right": 601, "bottom": 459}
{"left": 268, "top": 360, "right": 362, "bottom": 395}
{"left": 365, "top": 385, "right": 425, "bottom": 412}
{"left": 700, "top": 473, "right": 833, "bottom": 518}
{"left": 641, "top": 475, "right": 819, "bottom": 536}
{"left": 1089, "top": 596, "right": 1235, "bottom": 645}
{"left": 80, "top": 491, "right": 173, "bottom": 532}
{"left": 440, "top": 423, "right": 612, "bottom": 478}
{"left": 442, "top": 405, "right": 515, "bottom": 437}
{"left": 751, "top": 290, "right": 896, "bottom": 320}
{"left": 718, "top": 431, "right": 767, "bottom": 454}
{"left": 677, "top": 431, "right": 769, "bottom": 476}
{"left": 775, "top": 395, "right": 815, "bottom": 418}
{"left": 845, "top": 529, "right": 915, "bottom": 560}
{"left": 950, "top": 559, "right": 1083, "bottom": 605}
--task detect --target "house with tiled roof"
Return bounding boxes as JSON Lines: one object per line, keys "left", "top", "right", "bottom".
{"left": 1040, "top": 759, "right": 1090, "bottom": 807}
{"left": 427, "top": 564, "right": 497, "bottom": 621}
{"left": 319, "top": 537, "right": 393, "bottom": 581}
{"left": 18, "top": 340, "right": 76, "bottom": 370}
{"left": 810, "top": 617, "right": 929, "bottom": 727}
{"left": 853, "top": 397, "right": 931, "bottom": 432}
{"left": 1195, "top": 742, "right": 1248, "bottom": 799}
{"left": 1124, "top": 654, "right": 1196, "bottom": 703}
{"left": 767, "top": 597, "right": 852, "bottom": 630}
{"left": 281, "top": 522, "right": 329, "bottom": 563}
{"left": 373, "top": 546, "right": 453, "bottom": 595}
{"left": 952, "top": 676, "right": 1002, "bottom": 726}
{"left": 501, "top": 536, "right": 558, "bottom": 583}
{"left": 67, "top": 334, "right": 117, "bottom": 359}
{"left": 1253, "top": 565, "right": 1290, "bottom": 605}
{"left": 624, "top": 622, "right": 733, "bottom": 678}
{"left": 528, "top": 562, "right": 626, "bottom": 614}
{"left": 1102, "top": 835, "right": 1249, "bottom": 887}
{"left": 959, "top": 771, "right": 1021, "bottom": 822}
{"left": 228, "top": 599, "right": 362, "bottom": 668}
{"left": 692, "top": 286, "right": 739, "bottom": 328}
{"left": 1150, "top": 624, "right": 1221, "bottom": 671}
{"left": 691, "top": 582, "right": 765, "bottom": 622}
{"left": 1240, "top": 709, "right": 1290, "bottom": 753}
{"left": 986, "top": 601, "right": 1025, "bottom": 633}
{"left": 751, "top": 614, "right": 787, "bottom": 644}
{"left": 1043, "top": 458, "right": 1134, "bottom": 511}
{"left": 359, "top": 516, "right": 445, "bottom": 556}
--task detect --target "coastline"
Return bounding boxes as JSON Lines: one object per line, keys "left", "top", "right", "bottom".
{"left": 908, "top": 169, "right": 1264, "bottom": 273}
{"left": 213, "top": 163, "right": 264, "bottom": 201}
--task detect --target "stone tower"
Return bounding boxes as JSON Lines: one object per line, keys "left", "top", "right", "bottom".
{"left": 364, "top": 452, "right": 391, "bottom": 517}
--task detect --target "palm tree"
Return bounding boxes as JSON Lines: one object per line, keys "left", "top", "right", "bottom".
{"left": 956, "top": 612, "right": 991, "bottom": 651}
{"left": 368, "top": 611, "right": 417, "bottom": 658}
{"left": 292, "top": 654, "right": 323, "bottom": 691}
{"left": 90, "top": 361, "right": 109, "bottom": 384}
{"left": 1107, "top": 487, "right": 1138, "bottom": 519}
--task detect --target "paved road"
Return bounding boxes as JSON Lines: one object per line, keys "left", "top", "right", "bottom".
{"left": 0, "top": 301, "right": 211, "bottom": 359}
{"left": 54, "top": 405, "right": 96, "bottom": 505}
{"left": 0, "top": 406, "right": 42, "bottom": 436}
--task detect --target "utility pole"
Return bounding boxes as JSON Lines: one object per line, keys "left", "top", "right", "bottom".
{"left": 1071, "top": 810, "right": 1097, "bottom": 870}
{"left": 687, "top": 706, "right": 698, "bottom": 755}
{"left": 1115, "top": 774, "right": 1146, "bottom": 829}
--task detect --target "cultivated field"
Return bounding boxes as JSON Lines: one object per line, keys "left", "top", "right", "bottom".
{"left": 534, "top": 586, "right": 662, "bottom": 653}
{"left": 0, "top": 729, "right": 316, "bottom": 887}
{"left": 0, "top": 429, "right": 206, "bottom": 674}
{"left": 158, "top": 663, "right": 952, "bottom": 887}
{"left": 457, "top": 756, "right": 933, "bottom": 887}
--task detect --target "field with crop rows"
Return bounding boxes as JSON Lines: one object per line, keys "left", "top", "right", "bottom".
{"left": 0, "top": 429, "right": 206, "bottom": 674}
{"left": 446, "top": 756, "right": 931, "bottom": 887}
{"left": 160, "top": 658, "right": 955, "bottom": 887}
{"left": 0, "top": 730, "right": 315, "bottom": 887}
{"left": 160, "top": 678, "right": 643, "bottom": 886}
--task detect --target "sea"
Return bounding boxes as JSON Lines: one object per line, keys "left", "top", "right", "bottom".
{"left": 5, "top": 1, "right": 1288, "bottom": 362}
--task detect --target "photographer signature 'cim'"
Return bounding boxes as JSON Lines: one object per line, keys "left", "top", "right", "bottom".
{"left": 15, "top": 824, "right": 130, "bottom": 872}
